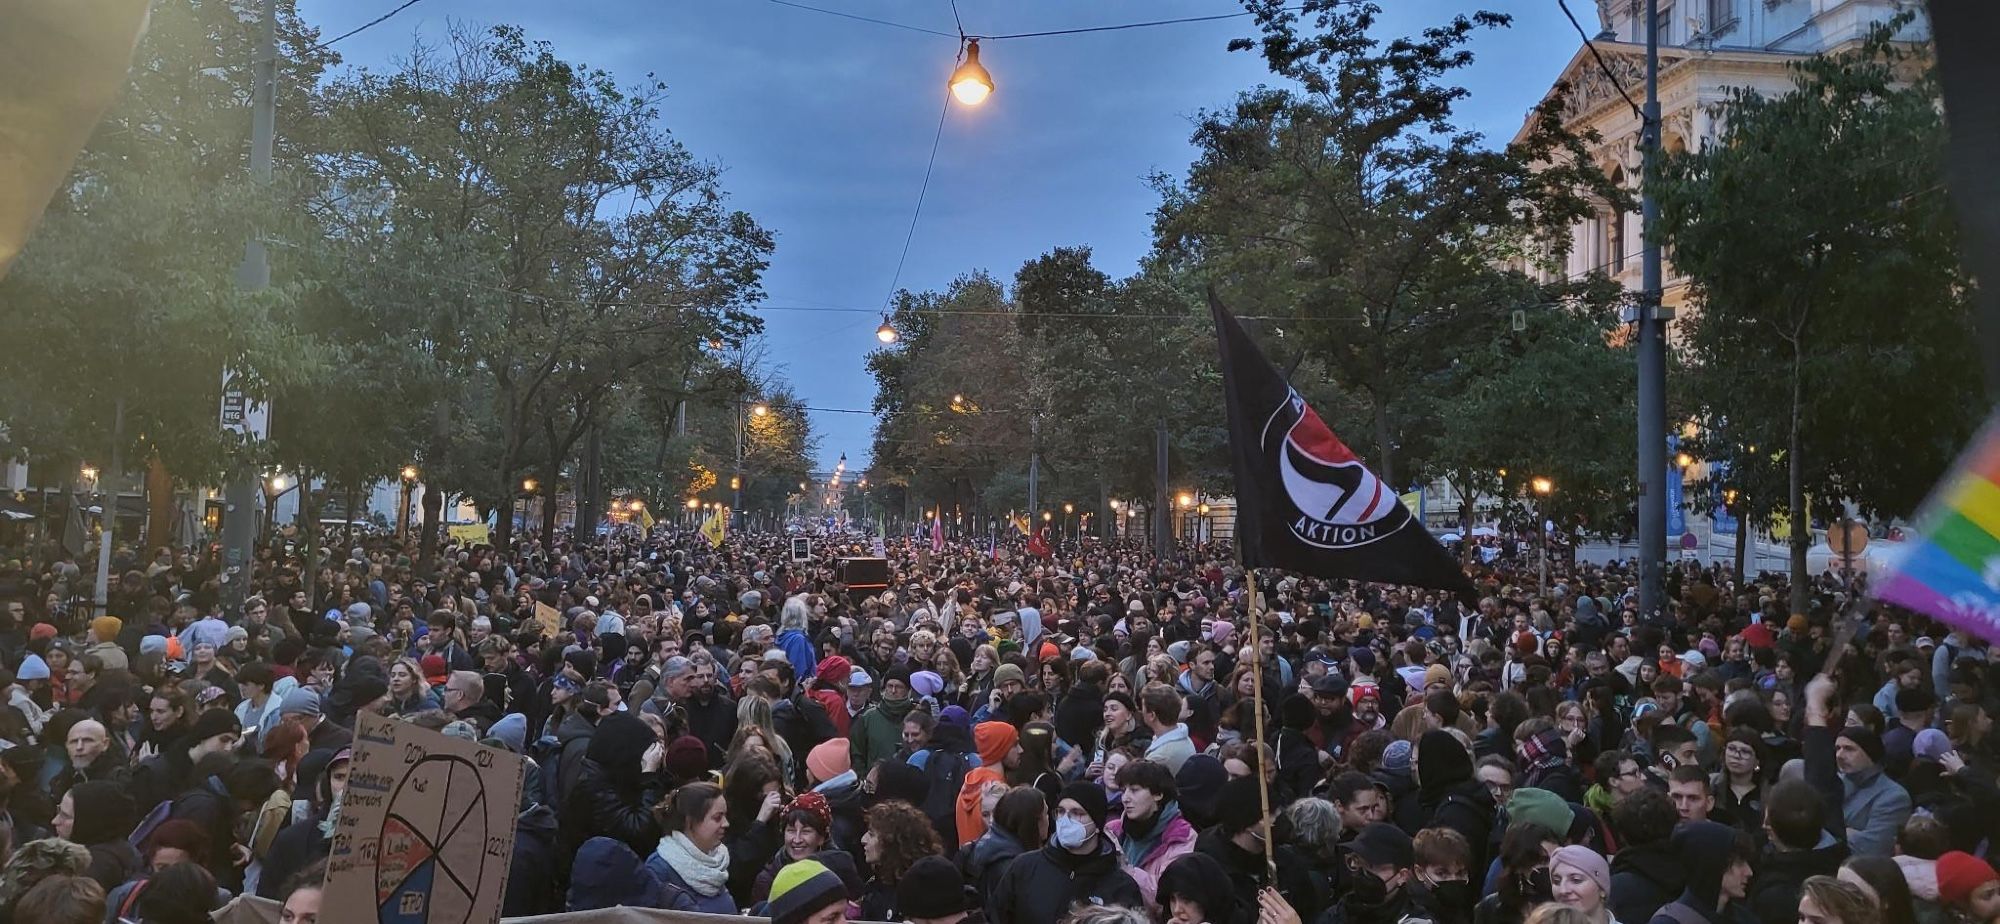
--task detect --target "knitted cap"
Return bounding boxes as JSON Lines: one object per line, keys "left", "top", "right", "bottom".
{"left": 1936, "top": 851, "right": 1998, "bottom": 906}
{"left": 189, "top": 708, "right": 241, "bottom": 744}
{"left": 992, "top": 663, "right": 1025, "bottom": 688}
{"left": 15, "top": 653, "right": 48, "bottom": 682}
{"left": 1059, "top": 780, "right": 1109, "bottom": 830}
{"left": 1839, "top": 726, "right": 1886, "bottom": 766}
{"left": 91, "top": 616, "right": 121, "bottom": 641}
{"left": 279, "top": 687, "right": 322, "bottom": 718}
{"left": 896, "top": 855, "right": 967, "bottom": 919}
{"left": 806, "top": 738, "right": 850, "bottom": 782}
{"left": 768, "top": 859, "right": 847, "bottom": 924}
{"left": 1508, "top": 787, "right": 1574, "bottom": 835}
{"left": 664, "top": 736, "right": 710, "bottom": 780}
{"left": 1551, "top": 845, "right": 1611, "bottom": 897}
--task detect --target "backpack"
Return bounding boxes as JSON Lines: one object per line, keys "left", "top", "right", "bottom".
{"left": 918, "top": 749, "right": 971, "bottom": 832}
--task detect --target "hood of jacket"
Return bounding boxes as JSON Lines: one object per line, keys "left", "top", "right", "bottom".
{"left": 571, "top": 836, "right": 661, "bottom": 909}
{"left": 1610, "top": 839, "right": 1685, "bottom": 892}
{"left": 1675, "top": 820, "right": 1744, "bottom": 910}
{"left": 1417, "top": 729, "right": 1474, "bottom": 798}
{"left": 556, "top": 710, "right": 597, "bottom": 746}
{"left": 1107, "top": 801, "right": 1195, "bottom": 868}
{"left": 964, "top": 828, "right": 1025, "bottom": 878}
{"left": 68, "top": 779, "right": 136, "bottom": 846}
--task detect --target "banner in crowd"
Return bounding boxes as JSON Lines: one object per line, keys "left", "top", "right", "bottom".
{"left": 700, "top": 511, "right": 726, "bottom": 547}
{"left": 1209, "top": 289, "right": 1477, "bottom": 603}
{"left": 534, "top": 601, "right": 563, "bottom": 638}
{"left": 1871, "top": 411, "right": 2000, "bottom": 644}
{"left": 448, "top": 523, "right": 492, "bottom": 546}
{"left": 323, "top": 714, "right": 525, "bottom": 924}
{"left": 217, "top": 895, "right": 897, "bottom": 924}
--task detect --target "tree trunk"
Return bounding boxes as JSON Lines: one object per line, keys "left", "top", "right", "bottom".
{"left": 144, "top": 455, "right": 174, "bottom": 553}
{"left": 1455, "top": 475, "right": 1476, "bottom": 564}
{"left": 343, "top": 483, "right": 359, "bottom": 552}
{"left": 539, "top": 454, "right": 560, "bottom": 550}
{"left": 299, "top": 466, "right": 318, "bottom": 607}
{"left": 418, "top": 395, "right": 449, "bottom": 573}
{"left": 1788, "top": 350, "right": 1810, "bottom": 617}
{"left": 577, "top": 420, "right": 603, "bottom": 542}
{"left": 1733, "top": 504, "right": 1748, "bottom": 580}
{"left": 1370, "top": 391, "right": 1397, "bottom": 489}
{"left": 418, "top": 484, "right": 443, "bottom": 575}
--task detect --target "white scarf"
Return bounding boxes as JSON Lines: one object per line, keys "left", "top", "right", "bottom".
{"left": 654, "top": 831, "right": 730, "bottom": 897}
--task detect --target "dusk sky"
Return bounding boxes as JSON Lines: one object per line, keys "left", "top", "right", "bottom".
{"left": 296, "top": 1, "right": 1584, "bottom": 473}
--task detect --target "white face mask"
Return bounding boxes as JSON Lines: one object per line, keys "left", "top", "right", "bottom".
{"left": 1054, "top": 815, "right": 1095, "bottom": 849}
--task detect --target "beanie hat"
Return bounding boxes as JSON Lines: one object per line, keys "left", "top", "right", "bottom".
{"left": 1936, "top": 851, "right": 1998, "bottom": 906}
{"left": 15, "top": 653, "right": 49, "bottom": 682}
{"left": 421, "top": 654, "right": 450, "bottom": 686}
{"left": 91, "top": 616, "right": 121, "bottom": 641}
{"left": 1423, "top": 664, "right": 1452, "bottom": 690}
{"left": 1914, "top": 728, "right": 1954, "bottom": 763}
{"left": 28, "top": 623, "right": 56, "bottom": 642}
{"left": 189, "top": 708, "right": 242, "bottom": 744}
{"left": 664, "top": 736, "right": 710, "bottom": 781}
{"left": 279, "top": 688, "right": 322, "bottom": 719}
{"left": 909, "top": 670, "right": 944, "bottom": 698}
{"left": 883, "top": 664, "right": 914, "bottom": 692}
{"left": 165, "top": 636, "right": 184, "bottom": 660}
{"left": 139, "top": 634, "right": 168, "bottom": 657}
{"left": 1215, "top": 775, "right": 1267, "bottom": 834}
{"left": 1382, "top": 739, "right": 1413, "bottom": 773}
{"left": 1787, "top": 614, "right": 1809, "bottom": 634}
{"left": 1059, "top": 780, "right": 1110, "bottom": 830}
{"left": 806, "top": 738, "right": 851, "bottom": 783}
{"left": 973, "top": 722, "right": 1019, "bottom": 768}
{"left": 896, "top": 855, "right": 967, "bottom": 919}
{"left": 992, "top": 663, "right": 1026, "bottom": 689}
{"left": 768, "top": 859, "right": 848, "bottom": 924}
{"left": 815, "top": 655, "right": 853, "bottom": 687}
{"left": 1508, "top": 787, "right": 1574, "bottom": 835}
{"left": 1550, "top": 845, "right": 1611, "bottom": 897}
{"left": 938, "top": 705, "right": 971, "bottom": 732}
{"left": 1839, "top": 726, "right": 1886, "bottom": 766}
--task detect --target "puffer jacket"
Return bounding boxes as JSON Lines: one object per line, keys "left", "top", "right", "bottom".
{"left": 987, "top": 837, "right": 1143, "bottom": 924}
{"left": 1104, "top": 802, "right": 1197, "bottom": 905}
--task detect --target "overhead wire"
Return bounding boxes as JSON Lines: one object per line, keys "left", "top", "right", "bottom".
{"left": 1555, "top": 0, "right": 1642, "bottom": 119}
{"left": 882, "top": 89, "right": 953, "bottom": 312}
{"left": 313, "top": 0, "right": 429, "bottom": 50}
{"left": 760, "top": 0, "right": 957, "bottom": 38}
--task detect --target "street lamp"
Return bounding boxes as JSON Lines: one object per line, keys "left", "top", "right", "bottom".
{"left": 1675, "top": 452, "right": 1694, "bottom": 469}
{"left": 875, "top": 316, "right": 899, "bottom": 343}
{"left": 398, "top": 465, "right": 419, "bottom": 540}
{"left": 1177, "top": 492, "right": 1194, "bottom": 509}
{"left": 751, "top": 404, "right": 769, "bottom": 417}
{"left": 80, "top": 465, "right": 98, "bottom": 483}
{"left": 949, "top": 39, "right": 994, "bottom": 106}
{"left": 1530, "top": 476, "right": 1554, "bottom": 596}
{"left": 686, "top": 498, "right": 700, "bottom": 509}
{"left": 522, "top": 478, "right": 538, "bottom": 493}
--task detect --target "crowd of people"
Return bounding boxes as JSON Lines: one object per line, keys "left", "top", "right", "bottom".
{"left": 0, "top": 524, "right": 1994, "bottom": 924}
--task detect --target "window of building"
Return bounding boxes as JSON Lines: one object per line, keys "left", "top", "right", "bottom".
{"left": 1655, "top": 3, "right": 1674, "bottom": 42}
{"left": 1707, "top": 0, "right": 1737, "bottom": 36}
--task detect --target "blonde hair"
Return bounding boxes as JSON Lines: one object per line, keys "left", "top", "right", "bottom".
{"left": 1524, "top": 904, "right": 1593, "bottom": 924}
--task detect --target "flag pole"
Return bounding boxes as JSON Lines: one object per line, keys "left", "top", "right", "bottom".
{"left": 1242, "top": 564, "right": 1277, "bottom": 882}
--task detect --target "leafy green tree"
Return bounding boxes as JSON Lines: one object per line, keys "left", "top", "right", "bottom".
{"left": 1653, "top": 20, "right": 1980, "bottom": 612}
{"left": 1151, "top": 0, "right": 1618, "bottom": 488}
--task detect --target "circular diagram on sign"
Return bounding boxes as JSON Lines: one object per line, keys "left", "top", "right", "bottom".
{"left": 376, "top": 755, "right": 489, "bottom": 924}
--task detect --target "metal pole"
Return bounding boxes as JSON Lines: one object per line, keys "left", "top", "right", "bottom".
{"left": 222, "top": 0, "right": 276, "bottom": 617}
{"left": 733, "top": 401, "right": 744, "bottom": 531}
{"left": 1636, "top": 0, "right": 1669, "bottom": 620}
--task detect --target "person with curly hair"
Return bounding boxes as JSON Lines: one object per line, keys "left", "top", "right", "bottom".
{"left": 858, "top": 800, "right": 942, "bottom": 921}
{"left": 751, "top": 792, "right": 843, "bottom": 905}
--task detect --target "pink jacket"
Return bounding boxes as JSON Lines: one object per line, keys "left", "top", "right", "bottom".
{"left": 1104, "top": 809, "right": 1197, "bottom": 907}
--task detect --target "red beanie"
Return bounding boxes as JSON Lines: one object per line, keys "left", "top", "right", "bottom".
{"left": 1936, "top": 851, "right": 1998, "bottom": 906}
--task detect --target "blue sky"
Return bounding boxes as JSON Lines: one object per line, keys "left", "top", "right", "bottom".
{"left": 297, "top": 1, "right": 1582, "bottom": 472}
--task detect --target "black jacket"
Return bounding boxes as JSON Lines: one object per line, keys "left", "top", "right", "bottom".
{"left": 560, "top": 757, "right": 663, "bottom": 863}
{"left": 1747, "top": 834, "right": 1848, "bottom": 924}
{"left": 1196, "top": 827, "right": 1325, "bottom": 924}
{"left": 1421, "top": 781, "right": 1496, "bottom": 881}
{"left": 988, "top": 837, "right": 1143, "bottom": 924}
{"left": 959, "top": 828, "right": 1027, "bottom": 897}
{"left": 504, "top": 805, "right": 562, "bottom": 917}
{"left": 1610, "top": 840, "right": 1686, "bottom": 924}
{"left": 683, "top": 690, "right": 739, "bottom": 767}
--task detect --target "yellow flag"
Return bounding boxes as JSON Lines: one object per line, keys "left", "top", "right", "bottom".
{"left": 700, "top": 511, "right": 727, "bottom": 547}
{"left": 638, "top": 505, "right": 656, "bottom": 530}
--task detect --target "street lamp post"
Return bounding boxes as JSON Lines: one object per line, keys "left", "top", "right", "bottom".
{"left": 398, "top": 465, "right": 419, "bottom": 540}
{"left": 1531, "top": 477, "right": 1554, "bottom": 596}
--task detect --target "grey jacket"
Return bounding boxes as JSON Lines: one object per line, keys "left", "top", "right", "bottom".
{"left": 1840, "top": 764, "right": 1911, "bottom": 857}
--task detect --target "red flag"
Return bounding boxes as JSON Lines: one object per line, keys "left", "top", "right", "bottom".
{"left": 1027, "top": 529, "right": 1052, "bottom": 558}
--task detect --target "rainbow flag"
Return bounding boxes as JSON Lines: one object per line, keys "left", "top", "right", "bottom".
{"left": 1872, "top": 417, "right": 2000, "bottom": 643}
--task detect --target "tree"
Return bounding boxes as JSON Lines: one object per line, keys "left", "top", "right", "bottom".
{"left": 315, "top": 25, "right": 770, "bottom": 553}
{"left": 1151, "top": 1, "right": 1619, "bottom": 490}
{"left": 1653, "top": 19, "right": 1981, "bottom": 612}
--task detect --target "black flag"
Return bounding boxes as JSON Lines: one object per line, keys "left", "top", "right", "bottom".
{"left": 1210, "top": 289, "right": 1477, "bottom": 603}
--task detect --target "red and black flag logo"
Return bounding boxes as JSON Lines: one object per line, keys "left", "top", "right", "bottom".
{"left": 1210, "top": 289, "right": 1476, "bottom": 602}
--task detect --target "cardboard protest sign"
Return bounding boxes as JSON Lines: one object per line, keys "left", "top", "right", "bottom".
{"left": 323, "top": 713, "right": 525, "bottom": 924}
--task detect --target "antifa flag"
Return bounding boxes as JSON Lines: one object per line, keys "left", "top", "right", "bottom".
{"left": 1210, "top": 289, "right": 1478, "bottom": 603}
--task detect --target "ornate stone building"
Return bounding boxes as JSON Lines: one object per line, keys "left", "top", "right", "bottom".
{"left": 1517, "top": 0, "right": 1925, "bottom": 298}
